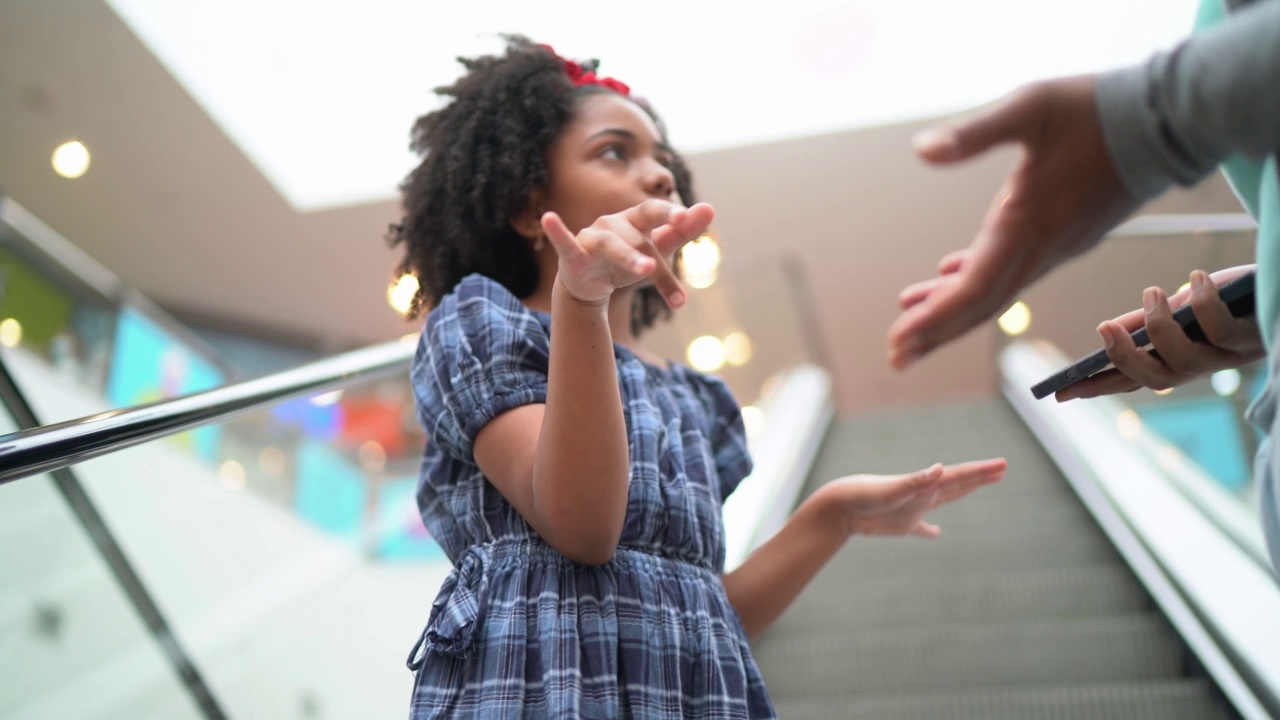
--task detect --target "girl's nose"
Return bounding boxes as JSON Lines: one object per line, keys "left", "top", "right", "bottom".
{"left": 644, "top": 159, "right": 675, "bottom": 200}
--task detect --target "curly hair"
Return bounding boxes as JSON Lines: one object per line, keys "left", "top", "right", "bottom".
{"left": 386, "top": 36, "right": 697, "bottom": 335}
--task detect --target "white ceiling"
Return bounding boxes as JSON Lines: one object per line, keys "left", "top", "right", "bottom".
{"left": 102, "top": 0, "right": 1196, "bottom": 211}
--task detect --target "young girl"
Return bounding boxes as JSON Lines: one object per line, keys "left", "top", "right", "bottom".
{"left": 391, "top": 37, "right": 1007, "bottom": 719}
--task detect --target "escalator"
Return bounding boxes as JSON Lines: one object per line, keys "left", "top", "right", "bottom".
{"left": 753, "top": 398, "right": 1237, "bottom": 719}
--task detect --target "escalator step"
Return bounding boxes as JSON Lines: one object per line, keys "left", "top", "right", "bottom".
{"left": 812, "top": 529, "right": 1121, "bottom": 579}
{"left": 770, "top": 679, "right": 1231, "bottom": 720}
{"left": 753, "top": 613, "right": 1184, "bottom": 698}
{"left": 766, "top": 563, "right": 1150, "bottom": 633}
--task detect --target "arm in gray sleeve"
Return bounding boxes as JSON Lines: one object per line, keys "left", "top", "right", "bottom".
{"left": 1095, "top": 0, "right": 1280, "bottom": 202}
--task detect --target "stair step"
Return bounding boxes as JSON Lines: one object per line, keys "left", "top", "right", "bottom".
{"left": 753, "top": 613, "right": 1184, "bottom": 698}
{"left": 767, "top": 564, "right": 1150, "bottom": 633}
{"left": 771, "top": 679, "right": 1231, "bottom": 720}
{"left": 766, "top": 400, "right": 1226, "bottom": 717}
{"left": 895, "top": 498, "right": 1096, "bottom": 535}
{"left": 812, "top": 529, "right": 1121, "bottom": 580}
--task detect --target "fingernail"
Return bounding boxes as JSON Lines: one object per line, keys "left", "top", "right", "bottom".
{"left": 1191, "top": 272, "right": 1206, "bottom": 292}
{"left": 1143, "top": 288, "right": 1156, "bottom": 313}
{"left": 668, "top": 290, "right": 685, "bottom": 307}
{"left": 911, "top": 127, "right": 955, "bottom": 153}
{"left": 1098, "top": 323, "right": 1114, "bottom": 350}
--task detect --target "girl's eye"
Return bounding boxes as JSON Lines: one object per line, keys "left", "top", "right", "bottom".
{"left": 601, "top": 144, "right": 626, "bottom": 161}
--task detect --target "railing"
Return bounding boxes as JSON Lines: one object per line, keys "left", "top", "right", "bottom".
{"left": 0, "top": 339, "right": 414, "bottom": 485}
{"left": 1001, "top": 340, "right": 1280, "bottom": 720}
{"left": 988, "top": 214, "right": 1277, "bottom": 719}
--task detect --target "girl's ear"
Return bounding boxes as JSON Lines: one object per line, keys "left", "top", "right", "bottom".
{"left": 510, "top": 189, "right": 546, "bottom": 242}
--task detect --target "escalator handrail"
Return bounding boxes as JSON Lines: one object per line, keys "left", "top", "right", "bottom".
{"left": 0, "top": 338, "right": 415, "bottom": 485}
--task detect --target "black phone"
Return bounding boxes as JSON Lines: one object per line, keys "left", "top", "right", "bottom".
{"left": 1030, "top": 270, "right": 1257, "bottom": 400}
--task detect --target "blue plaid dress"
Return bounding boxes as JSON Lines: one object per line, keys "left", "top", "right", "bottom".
{"left": 406, "top": 274, "right": 775, "bottom": 719}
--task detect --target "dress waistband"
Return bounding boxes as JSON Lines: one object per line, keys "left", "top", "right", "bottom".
{"left": 481, "top": 537, "right": 718, "bottom": 574}
{"left": 406, "top": 538, "right": 720, "bottom": 670}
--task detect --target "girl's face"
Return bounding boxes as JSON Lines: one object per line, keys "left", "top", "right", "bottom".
{"left": 541, "top": 93, "right": 678, "bottom": 234}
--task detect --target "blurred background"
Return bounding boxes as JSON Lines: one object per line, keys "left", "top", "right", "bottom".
{"left": 1, "top": 1, "right": 1275, "bottom": 719}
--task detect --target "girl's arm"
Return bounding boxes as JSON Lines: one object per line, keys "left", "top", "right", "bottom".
{"left": 472, "top": 201, "right": 713, "bottom": 565}
{"left": 471, "top": 285, "right": 626, "bottom": 566}
{"left": 723, "top": 459, "right": 1006, "bottom": 639}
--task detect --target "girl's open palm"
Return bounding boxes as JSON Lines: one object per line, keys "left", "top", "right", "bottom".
{"left": 542, "top": 200, "right": 715, "bottom": 309}
{"left": 825, "top": 458, "right": 1007, "bottom": 538}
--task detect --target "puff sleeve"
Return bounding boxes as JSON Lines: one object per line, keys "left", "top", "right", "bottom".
{"left": 411, "top": 274, "right": 550, "bottom": 461}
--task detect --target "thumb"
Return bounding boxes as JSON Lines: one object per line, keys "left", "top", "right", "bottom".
{"left": 912, "top": 91, "right": 1029, "bottom": 164}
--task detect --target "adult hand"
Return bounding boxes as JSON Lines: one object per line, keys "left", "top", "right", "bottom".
{"left": 887, "top": 75, "right": 1142, "bottom": 369}
{"left": 542, "top": 200, "right": 715, "bottom": 310}
{"left": 818, "top": 458, "right": 1007, "bottom": 538}
{"left": 1058, "top": 265, "right": 1264, "bottom": 400}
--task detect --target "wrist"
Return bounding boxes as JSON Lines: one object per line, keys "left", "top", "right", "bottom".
{"left": 553, "top": 276, "right": 610, "bottom": 312}
{"left": 801, "top": 484, "right": 854, "bottom": 541}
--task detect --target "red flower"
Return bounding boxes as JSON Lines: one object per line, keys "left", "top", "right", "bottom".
{"left": 538, "top": 44, "right": 630, "bottom": 96}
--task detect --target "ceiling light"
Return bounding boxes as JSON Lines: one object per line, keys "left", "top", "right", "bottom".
{"left": 1211, "top": 369, "right": 1241, "bottom": 397}
{"left": 685, "top": 267, "right": 718, "bottom": 290}
{"left": 52, "top": 141, "right": 91, "bottom": 179}
{"left": 687, "top": 335, "right": 726, "bottom": 372}
{"left": 1117, "top": 410, "right": 1142, "bottom": 440}
{"left": 724, "top": 331, "right": 752, "bottom": 366}
{"left": 219, "top": 460, "right": 246, "bottom": 489}
{"left": 388, "top": 273, "right": 419, "bottom": 315}
{"left": 997, "top": 301, "right": 1031, "bottom": 336}
{"left": 682, "top": 236, "right": 721, "bottom": 275}
{"left": 0, "top": 318, "right": 22, "bottom": 348}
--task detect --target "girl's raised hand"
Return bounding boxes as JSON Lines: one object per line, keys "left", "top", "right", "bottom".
{"left": 541, "top": 200, "right": 715, "bottom": 309}
{"left": 817, "top": 458, "right": 1007, "bottom": 538}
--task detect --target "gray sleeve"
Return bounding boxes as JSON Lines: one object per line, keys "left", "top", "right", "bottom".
{"left": 1095, "top": 0, "right": 1280, "bottom": 202}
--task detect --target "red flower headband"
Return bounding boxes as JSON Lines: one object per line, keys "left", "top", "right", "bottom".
{"left": 538, "top": 44, "right": 631, "bottom": 96}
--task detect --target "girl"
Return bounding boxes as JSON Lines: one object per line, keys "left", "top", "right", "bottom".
{"left": 390, "top": 37, "right": 1007, "bottom": 719}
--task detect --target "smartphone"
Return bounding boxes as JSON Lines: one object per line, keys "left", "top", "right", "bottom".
{"left": 1030, "top": 270, "right": 1256, "bottom": 400}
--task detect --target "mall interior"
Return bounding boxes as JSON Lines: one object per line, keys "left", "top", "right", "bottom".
{"left": 1, "top": 0, "right": 1278, "bottom": 718}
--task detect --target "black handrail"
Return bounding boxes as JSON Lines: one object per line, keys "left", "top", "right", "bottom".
{"left": 0, "top": 339, "right": 415, "bottom": 485}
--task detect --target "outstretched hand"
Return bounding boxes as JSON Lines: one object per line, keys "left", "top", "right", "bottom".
{"left": 542, "top": 199, "right": 715, "bottom": 310}
{"left": 1057, "top": 265, "right": 1264, "bottom": 400}
{"left": 818, "top": 458, "right": 1007, "bottom": 539}
{"left": 887, "top": 75, "right": 1142, "bottom": 369}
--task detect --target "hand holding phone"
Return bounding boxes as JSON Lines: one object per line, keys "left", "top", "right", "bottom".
{"left": 1031, "top": 269, "right": 1260, "bottom": 400}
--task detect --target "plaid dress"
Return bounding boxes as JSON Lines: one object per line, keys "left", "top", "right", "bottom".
{"left": 406, "top": 274, "right": 775, "bottom": 719}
